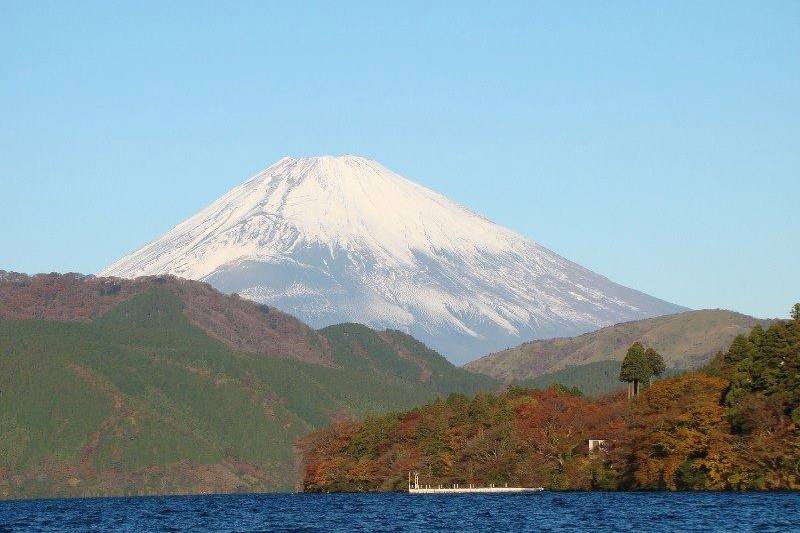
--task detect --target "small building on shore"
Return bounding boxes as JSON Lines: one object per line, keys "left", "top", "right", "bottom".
{"left": 588, "top": 439, "right": 608, "bottom": 453}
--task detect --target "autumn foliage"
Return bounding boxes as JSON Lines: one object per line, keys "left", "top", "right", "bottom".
{"left": 300, "top": 386, "right": 628, "bottom": 492}
{"left": 300, "top": 310, "right": 800, "bottom": 491}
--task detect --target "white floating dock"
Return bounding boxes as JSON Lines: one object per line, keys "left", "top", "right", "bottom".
{"left": 409, "top": 486, "right": 543, "bottom": 494}
{"left": 407, "top": 472, "right": 542, "bottom": 494}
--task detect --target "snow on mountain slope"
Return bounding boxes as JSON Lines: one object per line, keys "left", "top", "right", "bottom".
{"left": 100, "top": 155, "right": 685, "bottom": 364}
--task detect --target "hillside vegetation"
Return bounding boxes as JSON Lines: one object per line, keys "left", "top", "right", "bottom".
{"left": 0, "top": 274, "right": 495, "bottom": 500}
{"left": 466, "top": 309, "right": 769, "bottom": 381}
{"left": 519, "top": 360, "right": 683, "bottom": 397}
{"left": 301, "top": 310, "right": 800, "bottom": 492}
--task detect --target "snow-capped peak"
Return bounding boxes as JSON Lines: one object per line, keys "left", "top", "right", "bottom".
{"left": 101, "top": 155, "right": 684, "bottom": 363}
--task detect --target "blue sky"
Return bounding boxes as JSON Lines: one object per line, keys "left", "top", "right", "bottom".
{"left": 1, "top": 1, "right": 798, "bottom": 318}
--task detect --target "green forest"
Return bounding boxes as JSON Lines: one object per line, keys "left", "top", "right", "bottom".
{"left": 0, "top": 287, "right": 492, "bottom": 499}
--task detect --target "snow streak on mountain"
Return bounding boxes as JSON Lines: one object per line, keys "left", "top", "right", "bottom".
{"left": 101, "top": 155, "right": 685, "bottom": 363}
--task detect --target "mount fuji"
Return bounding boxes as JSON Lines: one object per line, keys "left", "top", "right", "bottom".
{"left": 100, "top": 155, "right": 685, "bottom": 364}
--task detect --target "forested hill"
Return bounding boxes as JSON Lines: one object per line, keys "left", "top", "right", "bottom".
{"left": 466, "top": 309, "right": 769, "bottom": 381}
{"left": 0, "top": 272, "right": 495, "bottom": 500}
{"left": 301, "top": 310, "right": 800, "bottom": 492}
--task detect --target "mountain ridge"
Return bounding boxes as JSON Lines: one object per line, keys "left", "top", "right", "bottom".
{"left": 100, "top": 155, "right": 686, "bottom": 363}
{"left": 465, "top": 309, "right": 771, "bottom": 381}
{"left": 0, "top": 270, "right": 330, "bottom": 365}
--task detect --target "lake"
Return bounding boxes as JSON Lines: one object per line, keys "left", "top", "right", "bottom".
{"left": 2, "top": 492, "right": 799, "bottom": 532}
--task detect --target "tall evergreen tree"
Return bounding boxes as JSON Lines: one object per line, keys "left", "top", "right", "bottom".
{"left": 620, "top": 342, "right": 650, "bottom": 397}
{"left": 792, "top": 303, "right": 800, "bottom": 321}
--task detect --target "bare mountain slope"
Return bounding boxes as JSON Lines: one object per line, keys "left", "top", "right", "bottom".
{"left": 465, "top": 309, "right": 770, "bottom": 381}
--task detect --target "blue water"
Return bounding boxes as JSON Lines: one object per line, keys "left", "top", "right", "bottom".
{"left": 1, "top": 492, "right": 799, "bottom": 532}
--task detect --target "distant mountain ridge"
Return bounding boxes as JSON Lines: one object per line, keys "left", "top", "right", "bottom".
{"left": 0, "top": 272, "right": 494, "bottom": 499}
{"left": 465, "top": 309, "right": 770, "bottom": 381}
{"left": 100, "top": 155, "right": 685, "bottom": 363}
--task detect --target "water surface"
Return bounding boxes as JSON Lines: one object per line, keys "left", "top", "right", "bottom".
{"left": 2, "top": 492, "right": 799, "bottom": 532}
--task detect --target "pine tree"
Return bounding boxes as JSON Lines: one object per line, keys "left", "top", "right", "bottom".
{"left": 791, "top": 303, "right": 800, "bottom": 321}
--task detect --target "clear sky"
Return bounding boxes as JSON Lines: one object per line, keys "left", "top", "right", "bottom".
{"left": 1, "top": 1, "right": 798, "bottom": 318}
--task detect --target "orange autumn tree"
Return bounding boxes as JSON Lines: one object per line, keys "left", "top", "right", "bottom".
{"left": 619, "top": 373, "right": 738, "bottom": 490}
{"left": 299, "top": 420, "right": 363, "bottom": 492}
{"left": 512, "top": 386, "right": 625, "bottom": 489}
